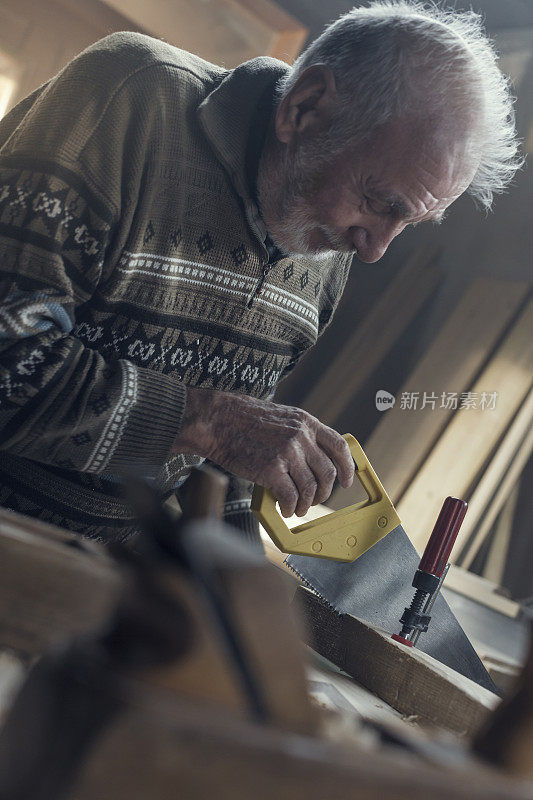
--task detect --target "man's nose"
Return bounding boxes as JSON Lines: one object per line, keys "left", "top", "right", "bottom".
{"left": 353, "top": 220, "right": 406, "bottom": 263}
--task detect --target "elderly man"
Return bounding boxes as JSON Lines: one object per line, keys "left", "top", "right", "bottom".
{"left": 0, "top": 2, "right": 520, "bottom": 544}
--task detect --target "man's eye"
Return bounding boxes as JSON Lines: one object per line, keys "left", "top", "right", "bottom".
{"left": 364, "top": 196, "right": 393, "bottom": 215}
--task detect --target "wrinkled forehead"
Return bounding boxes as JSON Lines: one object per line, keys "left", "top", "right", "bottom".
{"left": 363, "top": 112, "right": 479, "bottom": 158}
{"left": 349, "top": 126, "right": 477, "bottom": 222}
{"left": 356, "top": 115, "right": 480, "bottom": 188}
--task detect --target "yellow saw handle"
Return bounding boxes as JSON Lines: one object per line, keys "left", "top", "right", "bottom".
{"left": 251, "top": 434, "right": 401, "bottom": 562}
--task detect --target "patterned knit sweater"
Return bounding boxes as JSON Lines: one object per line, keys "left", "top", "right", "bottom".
{"left": 0, "top": 32, "right": 351, "bottom": 542}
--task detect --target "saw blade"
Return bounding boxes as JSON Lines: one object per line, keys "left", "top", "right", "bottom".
{"left": 286, "top": 523, "right": 498, "bottom": 694}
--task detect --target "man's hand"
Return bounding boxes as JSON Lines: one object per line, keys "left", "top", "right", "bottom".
{"left": 172, "top": 386, "right": 355, "bottom": 518}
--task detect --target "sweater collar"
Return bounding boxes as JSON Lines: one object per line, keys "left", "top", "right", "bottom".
{"left": 197, "top": 56, "right": 289, "bottom": 202}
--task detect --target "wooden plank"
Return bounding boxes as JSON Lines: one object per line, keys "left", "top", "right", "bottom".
{"left": 220, "top": 557, "right": 317, "bottom": 733}
{"left": 445, "top": 566, "right": 520, "bottom": 619}
{"left": 0, "top": 505, "right": 102, "bottom": 550}
{"left": 363, "top": 278, "right": 530, "bottom": 503}
{"left": 398, "top": 297, "right": 533, "bottom": 553}
{"left": 0, "top": 502, "right": 316, "bottom": 733}
{"left": 0, "top": 0, "right": 150, "bottom": 110}
{"left": 72, "top": 690, "right": 533, "bottom": 800}
{"left": 483, "top": 656, "right": 520, "bottom": 695}
{"left": 483, "top": 485, "right": 520, "bottom": 585}
{"left": 228, "top": 0, "right": 308, "bottom": 62}
{"left": 0, "top": 507, "right": 121, "bottom": 654}
{"left": 55, "top": 0, "right": 142, "bottom": 34}
{"left": 307, "top": 663, "right": 404, "bottom": 726}
{"left": 454, "top": 388, "right": 533, "bottom": 563}
{"left": 307, "top": 662, "right": 493, "bottom": 767}
{"left": 305, "top": 245, "right": 442, "bottom": 427}
{"left": 295, "top": 586, "right": 498, "bottom": 738}
{"left": 460, "top": 424, "right": 533, "bottom": 572}
{"left": 133, "top": 562, "right": 317, "bottom": 734}
{"left": 101, "top": 0, "right": 307, "bottom": 67}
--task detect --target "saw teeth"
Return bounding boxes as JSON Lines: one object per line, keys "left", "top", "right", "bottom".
{"left": 284, "top": 559, "right": 342, "bottom": 615}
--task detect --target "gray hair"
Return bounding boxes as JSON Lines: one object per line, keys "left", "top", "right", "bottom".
{"left": 279, "top": 1, "right": 522, "bottom": 210}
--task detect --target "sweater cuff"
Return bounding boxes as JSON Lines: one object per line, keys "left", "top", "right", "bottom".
{"left": 107, "top": 364, "right": 187, "bottom": 473}
{"left": 223, "top": 500, "right": 264, "bottom": 552}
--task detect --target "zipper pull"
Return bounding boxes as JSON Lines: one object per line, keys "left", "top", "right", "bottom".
{"left": 247, "top": 263, "right": 272, "bottom": 308}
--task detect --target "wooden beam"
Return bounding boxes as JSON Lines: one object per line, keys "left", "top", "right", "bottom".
{"left": 363, "top": 278, "right": 530, "bottom": 503}
{"left": 305, "top": 245, "right": 442, "bottom": 427}
{"left": 295, "top": 586, "right": 498, "bottom": 738}
{"left": 307, "top": 663, "right": 403, "bottom": 726}
{"left": 72, "top": 691, "right": 533, "bottom": 800}
{"left": 230, "top": 0, "right": 308, "bottom": 62}
{"left": 54, "top": 0, "right": 143, "bottom": 34}
{"left": 0, "top": 507, "right": 121, "bottom": 654}
{"left": 444, "top": 566, "right": 520, "bottom": 619}
{"left": 460, "top": 421, "right": 533, "bottom": 572}
{"left": 454, "top": 387, "right": 533, "bottom": 564}
{"left": 482, "top": 655, "right": 520, "bottom": 696}
{"left": 0, "top": 502, "right": 316, "bottom": 734}
{"left": 483, "top": 485, "right": 520, "bottom": 585}
{"left": 398, "top": 297, "right": 533, "bottom": 553}
{"left": 100, "top": 0, "right": 307, "bottom": 67}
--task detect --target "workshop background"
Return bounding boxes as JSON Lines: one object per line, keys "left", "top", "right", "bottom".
{"left": 0, "top": 2, "right": 533, "bottom": 797}
{"left": 0, "top": 0, "right": 531, "bottom": 604}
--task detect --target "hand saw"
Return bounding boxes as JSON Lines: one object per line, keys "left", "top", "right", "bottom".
{"left": 252, "top": 435, "right": 497, "bottom": 693}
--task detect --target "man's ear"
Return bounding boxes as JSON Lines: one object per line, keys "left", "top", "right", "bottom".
{"left": 275, "top": 64, "right": 336, "bottom": 145}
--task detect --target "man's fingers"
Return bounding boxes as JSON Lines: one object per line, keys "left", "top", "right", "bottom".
{"left": 289, "top": 460, "right": 319, "bottom": 517}
{"left": 315, "top": 426, "right": 355, "bottom": 488}
{"left": 271, "top": 472, "right": 299, "bottom": 518}
{"left": 199, "top": 392, "right": 355, "bottom": 519}
{"left": 305, "top": 447, "right": 337, "bottom": 505}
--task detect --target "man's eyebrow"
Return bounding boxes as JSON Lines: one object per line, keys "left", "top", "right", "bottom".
{"left": 369, "top": 188, "right": 413, "bottom": 218}
{"left": 371, "top": 188, "right": 447, "bottom": 224}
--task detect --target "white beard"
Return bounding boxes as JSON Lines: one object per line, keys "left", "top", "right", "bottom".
{"left": 257, "top": 135, "right": 356, "bottom": 262}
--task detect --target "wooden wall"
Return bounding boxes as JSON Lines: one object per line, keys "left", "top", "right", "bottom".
{"left": 0, "top": 0, "right": 144, "bottom": 109}
{"left": 101, "top": 0, "right": 307, "bottom": 67}
{"left": 0, "top": 0, "right": 307, "bottom": 117}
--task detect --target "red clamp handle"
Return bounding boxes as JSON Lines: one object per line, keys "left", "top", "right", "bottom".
{"left": 418, "top": 497, "right": 468, "bottom": 578}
